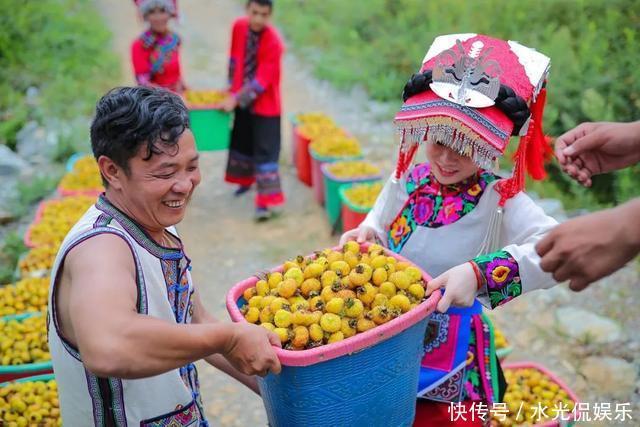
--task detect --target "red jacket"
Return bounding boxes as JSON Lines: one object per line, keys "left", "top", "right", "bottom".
{"left": 131, "top": 32, "right": 183, "bottom": 92}
{"left": 228, "top": 17, "right": 284, "bottom": 117}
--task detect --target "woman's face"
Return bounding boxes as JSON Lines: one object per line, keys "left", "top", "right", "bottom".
{"left": 426, "top": 142, "right": 480, "bottom": 185}
{"left": 147, "top": 7, "right": 171, "bottom": 33}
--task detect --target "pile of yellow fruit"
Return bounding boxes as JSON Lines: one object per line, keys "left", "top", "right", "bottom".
{"left": 0, "top": 279, "right": 49, "bottom": 316}
{"left": 326, "top": 161, "right": 380, "bottom": 179}
{"left": 343, "top": 182, "right": 383, "bottom": 210}
{"left": 297, "top": 117, "right": 342, "bottom": 141}
{"left": 241, "top": 242, "right": 428, "bottom": 350}
{"left": 58, "top": 156, "right": 103, "bottom": 193}
{"left": 0, "top": 315, "right": 50, "bottom": 366}
{"left": 184, "top": 89, "right": 228, "bottom": 107}
{"left": 492, "top": 367, "right": 576, "bottom": 426}
{"left": 0, "top": 379, "right": 60, "bottom": 426}
{"left": 19, "top": 246, "right": 57, "bottom": 277}
{"left": 28, "top": 196, "right": 95, "bottom": 248}
{"left": 309, "top": 134, "right": 361, "bottom": 158}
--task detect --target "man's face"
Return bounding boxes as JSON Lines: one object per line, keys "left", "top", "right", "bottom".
{"left": 113, "top": 130, "right": 201, "bottom": 231}
{"left": 246, "top": 2, "right": 272, "bottom": 32}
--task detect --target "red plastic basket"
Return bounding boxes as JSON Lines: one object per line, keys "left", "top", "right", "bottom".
{"left": 294, "top": 127, "right": 313, "bottom": 186}
{"left": 341, "top": 203, "right": 369, "bottom": 231}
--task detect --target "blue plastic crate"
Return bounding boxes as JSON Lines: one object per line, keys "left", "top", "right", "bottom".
{"left": 257, "top": 319, "right": 427, "bottom": 427}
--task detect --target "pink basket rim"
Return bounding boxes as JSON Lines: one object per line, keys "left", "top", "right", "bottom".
{"left": 226, "top": 242, "right": 440, "bottom": 367}
{"left": 502, "top": 361, "right": 580, "bottom": 426}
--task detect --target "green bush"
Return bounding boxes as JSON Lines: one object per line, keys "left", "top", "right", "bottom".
{"left": 0, "top": 0, "right": 119, "bottom": 148}
{"left": 275, "top": 0, "right": 639, "bottom": 207}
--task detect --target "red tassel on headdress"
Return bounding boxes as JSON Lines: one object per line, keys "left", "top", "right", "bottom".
{"left": 496, "top": 87, "right": 551, "bottom": 205}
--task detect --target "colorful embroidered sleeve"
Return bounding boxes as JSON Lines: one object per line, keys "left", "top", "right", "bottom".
{"left": 472, "top": 250, "right": 521, "bottom": 309}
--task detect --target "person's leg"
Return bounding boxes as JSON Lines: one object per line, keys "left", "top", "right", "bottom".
{"left": 252, "top": 114, "right": 285, "bottom": 219}
{"left": 225, "top": 108, "right": 255, "bottom": 193}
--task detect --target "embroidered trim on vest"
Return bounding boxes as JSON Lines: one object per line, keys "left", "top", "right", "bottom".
{"left": 85, "top": 370, "right": 128, "bottom": 427}
{"left": 96, "top": 195, "right": 184, "bottom": 260}
{"left": 388, "top": 163, "right": 498, "bottom": 253}
{"left": 140, "top": 397, "right": 201, "bottom": 427}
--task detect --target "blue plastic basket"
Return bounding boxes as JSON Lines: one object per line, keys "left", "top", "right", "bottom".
{"left": 257, "top": 318, "right": 427, "bottom": 427}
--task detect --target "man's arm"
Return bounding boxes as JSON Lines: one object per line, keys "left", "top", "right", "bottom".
{"left": 190, "top": 288, "right": 262, "bottom": 394}
{"left": 66, "top": 234, "right": 280, "bottom": 379}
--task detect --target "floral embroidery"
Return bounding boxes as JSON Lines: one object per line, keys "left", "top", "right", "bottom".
{"left": 388, "top": 163, "right": 498, "bottom": 253}
{"left": 473, "top": 250, "right": 522, "bottom": 308}
{"left": 140, "top": 398, "right": 201, "bottom": 427}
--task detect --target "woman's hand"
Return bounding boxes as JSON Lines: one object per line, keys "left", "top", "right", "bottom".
{"left": 426, "top": 263, "right": 478, "bottom": 312}
{"left": 339, "top": 225, "right": 377, "bottom": 246}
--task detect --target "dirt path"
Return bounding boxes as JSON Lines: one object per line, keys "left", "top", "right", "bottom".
{"left": 96, "top": 1, "right": 639, "bottom": 425}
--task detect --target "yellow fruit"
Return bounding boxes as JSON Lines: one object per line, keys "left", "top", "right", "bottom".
{"left": 320, "top": 313, "right": 341, "bottom": 333}
{"left": 292, "top": 326, "right": 310, "bottom": 349}
{"left": 370, "top": 255, "right": 387, "bottom": 270}
{"left": 248, "top": 296, "right": 263, "bottom": 309}
{"left": 404, "top": 266, "right": 422, "bottom": 282}
{"left": 330, "top": 260, "right": 350, "bottom": 276}
{"left": 344, "top": 298, "right": 364, "bottom": 318}
{"left": 408, "top": 283, "right": 426, "bottom": 300}
{"left": 389, "top": 294, "right": 411, "bottom": 313}
{"left": 282, "top": 261, "right": 298, "bottom": 272}
{"left": 269, "top": 297, "right": 290, "bottom": 313}
{"left": 288, "top": 296, "right": 309, "bottom": 311}
{"left": 327, "top": 160, "right": 380, "bottom": 179}
{"left": 303, "top": 263, "right": 323, "bottom": 279}
{"left": 261, "top": 323, "right": 275, "bottom": 332}
{"left": 300, "top": 278, "right": 321, "bottom": 297}
{"left": 321, "top": 270, "right": 339, "bottom": 288}
{"left": 309, "top": 323, "right": 324, "bottom": 342}
{"left": 255, "top": 280, "right": 270, "bottom": 296}
{"left": 243, "top": 287, "right": 257, "bottom": 301}
{"left": 308, "top": 296, "right": 325, "bottom": 312}
{"left": 284, "top": 267, "right": 304, "bottom": 285}
{"left": 259, "top": 307, "right": 275, "bottom": 324}
{"left": 325, "top": 298, "right": 345, "bottom": 314}
{"left": 379, "top": 281, "right": 397, "bottom": 298}
{"left": 395, "top": 261, "right": 411, "bottom": 271}
{"left": 356, "top": 283, "right": 378, "bottom": 306}
{"left": 343, "top": 251, "right": 360, "bottom": 269}
{"left": 260, "top": 295, "right": 276, "bottom": 310}
{"left": 274, "top": 309, "right": 293, "bottom": 328}
{"left": 343, "top": 182, "right": 383, "bottom": 210}
{"left": 369, "top": 306, "right": 391, "bottom": 325}
{"left": 274, "top": 328, "right": 291, "bottom": 344}
{"left": 326, "top": 251, "right": 343, "bottom": 264}
{"left": 343, "top": 240, "right": 360, "bottom": 255}
{"left": 309, "top": 134, "right": 361, "bottom": 158}
{"left": 368, "top": 243, "right": 385, "bottom": 254}
{"left": 371, "top": 268, "right": 388, "bottom": 286}
{"left": 244, "top": 307, "right": 260, "bottom": 323}
{"left": 348, "top": 263, "right": 372, "bottom": 287}
{"left": 356, "top": 317, "right": 376, "bottom": 332}
{"left": 372, "top": 294, "right": 389, "bottom": 308}
{"left": 267, "top": 272, "right": 283, "bottom": 289}
{"left": 335, "top": 289, "right": 355, "bottom": 300}
{"left": 320, "top": 286, "right": 337, "bottom": 303}
{"left": 277, "top": 279, "right": 298, "bottom": 298}
{"left": 327, "top": 331, "right": 345, "bottom": 343}
{"left": 341, "top": 318, "right": 358, "bottom": 338}
{"left": 389, "top": 271, "right": 410, "bottom": 290}
{"left": 314, "top": 257, "right": 329, "bottom": 271}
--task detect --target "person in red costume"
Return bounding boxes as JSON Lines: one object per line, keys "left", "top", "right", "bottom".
{"left": 131, "top": 0, "right": 186, "bottom": 94}
{"left": 221, "top": 0, "right": 285, "bottom": 221}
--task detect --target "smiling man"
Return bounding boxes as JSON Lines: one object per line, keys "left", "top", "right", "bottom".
{"left": 47, "top": 87, "right": 281, "bottom": 426}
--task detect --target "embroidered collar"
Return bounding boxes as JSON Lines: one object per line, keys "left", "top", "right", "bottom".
{"left": 96, "top": 194, "right": 184, "bottom": 260}
{"left": 406, "top": 163, "right": 484, "bottom": 197}
{"left": 140, "top": 30, "right": 180, "bottom": 50}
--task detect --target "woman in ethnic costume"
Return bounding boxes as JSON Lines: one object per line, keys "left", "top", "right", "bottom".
{"left": 341, "top": 34, "right": 558, "bottom": 426}
{"left": 131, "top": 0, "right": 185, "bottom": 93}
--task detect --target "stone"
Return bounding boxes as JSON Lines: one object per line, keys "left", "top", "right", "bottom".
{"left": 15, "top": 121, "right": 58, "bottom": 164}
{"left": 0, "top": 145, "right": 30, "bottom": 177}
{"left": 580, "top": 356, "right": 637, "bottom": 400}
{"left": 555, "top": 306, "right": 623, "bottom": 344}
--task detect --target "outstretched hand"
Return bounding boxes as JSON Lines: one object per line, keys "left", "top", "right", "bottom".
{"left": 339, "top": 225, "right": 377, "bottom": 246}
{"left": 555, "top": 121, "right": 640, "bottom": 187}
{"left": 426, "top": 263, "right": 478, "bottom": 313}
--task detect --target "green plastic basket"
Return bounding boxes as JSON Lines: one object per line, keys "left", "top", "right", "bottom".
{"left": 0, "top": 312, "right": 53, "bottom": 383}
{"left": 188, "top": 108, "right": 232, "bottom": 152}
{"left": 321, "top": 163, "right": 381, "bottom": 234}
{"left": 0, "top": 373, "right": 55, "bottom": 387}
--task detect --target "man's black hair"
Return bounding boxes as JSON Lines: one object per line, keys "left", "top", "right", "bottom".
{"left": 247, "top": 0, "right": 273, "bottom": 9}
{"left": 90, "top": 86, "right": 190, "bottom": 184}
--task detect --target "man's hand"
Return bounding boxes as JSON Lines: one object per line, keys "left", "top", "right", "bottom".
{"left": 536, "top": 199, "right": 640, "bottom": 291}
{"left": 426, "top": 263, "right": 478, "bottom": 313}
{"left": 555, "top": 121, "right": 640, "bottom": 187}
{"left": 222, "top": 323, "right": 282, "bottom": 377}
{"left": 220, "top": 95, "right": 238, "bottom": 112}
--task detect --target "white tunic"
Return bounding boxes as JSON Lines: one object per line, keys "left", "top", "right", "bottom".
{"left": 47, "top": 196, "right": 207, "bottom": 426}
